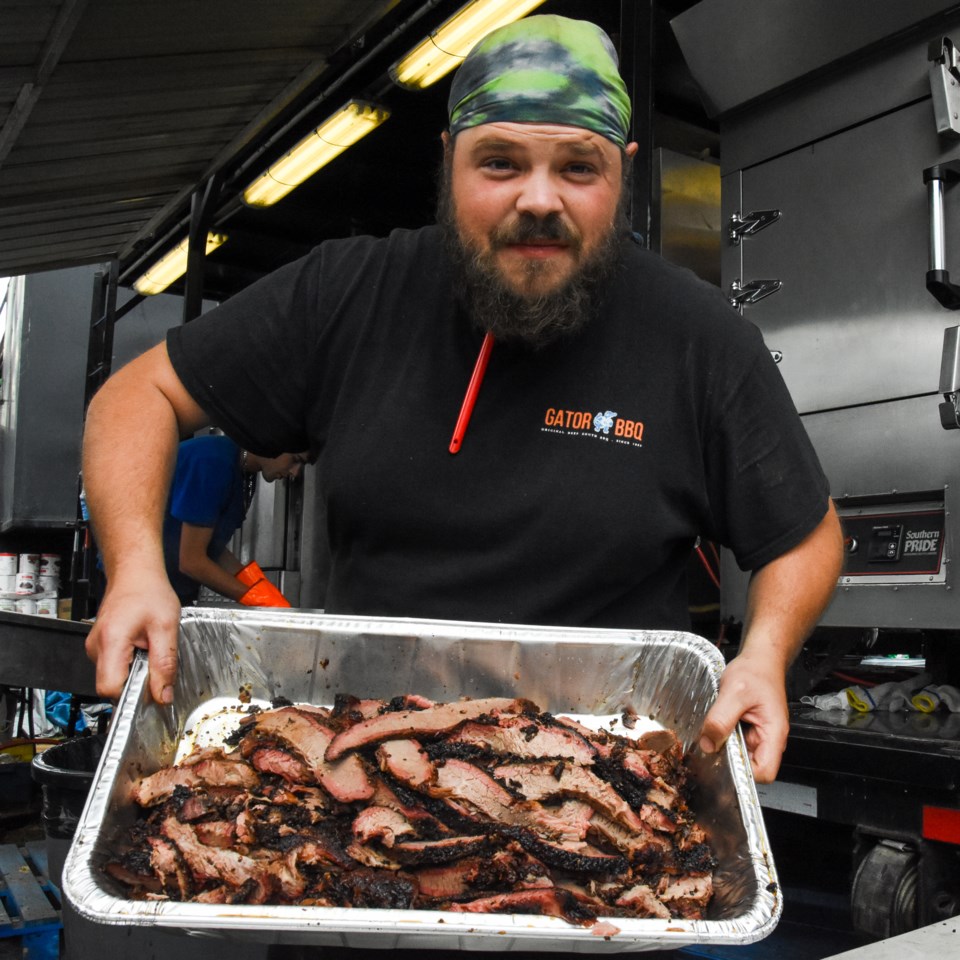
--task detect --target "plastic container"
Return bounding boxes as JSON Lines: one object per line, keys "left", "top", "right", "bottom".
{"left": 32, "top": 734, "right": 106, "bottom": 888}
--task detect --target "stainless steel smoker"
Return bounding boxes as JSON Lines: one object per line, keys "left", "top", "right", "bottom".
{"left": 673, "top": 0, "right": 960, "bottom": 938}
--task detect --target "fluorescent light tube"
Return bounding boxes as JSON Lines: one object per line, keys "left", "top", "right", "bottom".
{"left": 133, "top": 232, "right": 227, "bottom": 296}
{"left": 243, "top": 101, "right": 390, "bottom": 208}
{"left": 390, "top": 0, "right": 547, "bottom": 90}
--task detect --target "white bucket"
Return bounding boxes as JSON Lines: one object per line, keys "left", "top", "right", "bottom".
{"left": 0, "top": 574, "right": 16, "bottom": 594}
{"left": 0, "top": 598, "right": 17, "bottom": 612}
{"left": 19, "top": 553, "right": 39, "bottom": 576}
{"left": 38, "top": 575, "right": 59, "bottom": 595}
{"left": 0, "top": 553, "right": 16, "bottom": 575}
{"left": 15, "top": 572, "right": 36, "bottom": 595}
{"left": 15, "top": 597, "right": 37, "bottom": 615}
{"left": 35, "top": 596, "right": 58, "bottom": 618}
{"left": 39, "top": 554, "right": 61, "bottom": 577}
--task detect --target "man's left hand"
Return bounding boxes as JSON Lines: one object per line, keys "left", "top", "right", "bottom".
{"left": 698, "top": 652, "right": 788, "bottom": 783}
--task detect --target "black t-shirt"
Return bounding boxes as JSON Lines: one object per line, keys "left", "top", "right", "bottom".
{"left": 168, "top": 226, "right": 829, "bottom": 630}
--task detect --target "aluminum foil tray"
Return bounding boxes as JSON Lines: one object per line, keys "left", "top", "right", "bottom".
{"left": 63, "top": 609, "right": 780, "bottom": 952}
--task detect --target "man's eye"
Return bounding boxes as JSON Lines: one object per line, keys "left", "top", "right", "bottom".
{"left": 481, "top": 157, "right": 514, "bottom": 171}
{"left": 565, "top": 163, "right": 598, "bottom": 176}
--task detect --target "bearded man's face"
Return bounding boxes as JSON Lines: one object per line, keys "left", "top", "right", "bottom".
{"left": 438, "top": 121, "right": 634, "bottom": 347}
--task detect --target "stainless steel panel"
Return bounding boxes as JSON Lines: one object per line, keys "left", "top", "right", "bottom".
{"left": 671, "top": 0, "right": 958, "bottom": 120}
{"left": 238, "top": 475, "right": 288, "bottom": 571}
{"left": 716, "top": 32, "right": 939, "bottom": 176}
{"left": 728, "top": 99, "right": 960, "bottom": 414}
{"left": 651, "top": 148, "right": 721, "bottom": 286}
{"left": 64, "top": 611, "right": 780, "bottom": 952}
{"left": 297, "top": 462, "right": 330, "bottom": 610}
{"left": 722, "top": 395, "right": 960, "bottom": 629}
{"left": 0, "top": 266, "right": 94, "bottom": 531}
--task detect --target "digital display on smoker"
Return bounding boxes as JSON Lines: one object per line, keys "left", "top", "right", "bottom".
{"left": 866, "top": 525, "right": 903, "bottom": 563}
{"left": 840, "top": 509, "right": 945, "bottom": 577}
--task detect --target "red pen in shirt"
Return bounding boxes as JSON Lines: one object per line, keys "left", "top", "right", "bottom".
{"left": 449, "top": 332, "right": 494, "bottom": 454}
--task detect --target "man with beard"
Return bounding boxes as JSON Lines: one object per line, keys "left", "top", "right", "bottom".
{"left": 81, "top": 15, "right": 843, "bottom": 783}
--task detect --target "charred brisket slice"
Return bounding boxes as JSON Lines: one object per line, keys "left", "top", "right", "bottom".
{"left": 376, "top": 739, "right": 435, "bottom": 788}
{"left": 389, "top": 835, "right": 492, "bottom": 866}
{"left": 352, "top": 805, "right": 416, "bottom": 847}
{"left": 116, "top": 696, "right": 715, "bottom": 926}
{"left": 509, "top": 830, "right": 629, "bottom": 876}
{"left": 321, "top": 867, "right": 416, "bottom": 909}
{"left": 413, "top": 849, "right": 547, "bottom": 900}
{"left": 133, "top": 748, "right": 259, "bottom": 806}
{"left": 440, "top": 716, "right": 597, "bottom": 765}
{"left": 447, "top": 887, "right": 598, "bottom": 926}
{"left": 324, "top": 697, "right": 539, "bottom": 760}
{"left": 239, "top": 706, "right": 374, "bottom": 803}
{"left": 492, "top": 761, "right": 647, "bottom": 834}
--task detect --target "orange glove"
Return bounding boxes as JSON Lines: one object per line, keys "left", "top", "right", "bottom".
{"left": 236, "top": 560, "right": 266, "bottom": 588}
{"left": 239, "top": 578, "right": 291, "bottom": 607}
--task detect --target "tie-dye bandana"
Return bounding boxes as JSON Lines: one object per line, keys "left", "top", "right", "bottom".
{"left": 447, "top": 15, "right": 631, "bottom": 147}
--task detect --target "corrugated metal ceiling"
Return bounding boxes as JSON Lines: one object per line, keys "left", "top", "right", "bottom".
{"left": 0, "top": 0, "right": 417, "bottom": 277}
{"left": 0, "top": 0, "right": 712, "bottom": 299}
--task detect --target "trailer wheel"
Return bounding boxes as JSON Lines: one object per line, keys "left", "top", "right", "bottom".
{"left": 851, "top": 839, "right": 918, "bottom": 938}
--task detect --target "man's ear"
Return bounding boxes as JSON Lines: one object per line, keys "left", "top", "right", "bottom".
{"left": 441, "top": 130, "right": 452, "bottom": 158}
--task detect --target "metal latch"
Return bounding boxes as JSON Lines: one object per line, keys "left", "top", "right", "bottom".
{"left": 728, "top": 209, "right": 781, "bottom": 245}
{"left": 728, "top": 278, "right": 782, "bottom": 311}
{"left": 930, "top": 37, "right": 960, "bottom": 138}
{"left": 939, "top": 324, "right": 960, "bottom": 428}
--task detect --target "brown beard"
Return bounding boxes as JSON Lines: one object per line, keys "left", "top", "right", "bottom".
{"left": 437, "top": 158, "right": 629, "bottom": 349}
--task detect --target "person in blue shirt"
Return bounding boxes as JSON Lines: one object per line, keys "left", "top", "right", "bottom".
{"left": 163, "top": 434, "right": 308, "bottom": 605}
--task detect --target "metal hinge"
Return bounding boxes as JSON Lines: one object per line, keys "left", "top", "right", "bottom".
{"left": 930, "top": 37, "right": 960, "bottom": 138}
{"left": 729, "top": 278, "right": 782, "bottom": 311}
{"left": 728, "top": 209, "right": 781, "bottom": 245}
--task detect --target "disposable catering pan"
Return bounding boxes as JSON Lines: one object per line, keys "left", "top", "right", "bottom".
{"left": 63, "top": 609, "right": 781, "bottom": 953}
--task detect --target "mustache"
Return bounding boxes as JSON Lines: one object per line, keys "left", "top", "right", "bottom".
{"left": 489, "top": 213, "right": 581, "bottom": 249}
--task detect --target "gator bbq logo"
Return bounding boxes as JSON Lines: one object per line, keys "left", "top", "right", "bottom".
{"left": 541, "top": 407, "right": 645, "bottom": 447}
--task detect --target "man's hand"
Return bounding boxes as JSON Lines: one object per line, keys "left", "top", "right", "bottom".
{"left": 698, "top": 652, "right": 788, "bottom": 783}
{"left": 699, "top": 502, "right": 845, "bottom": 783}
{"left": 85, "top": 572, "right": 182, "bottom": 703}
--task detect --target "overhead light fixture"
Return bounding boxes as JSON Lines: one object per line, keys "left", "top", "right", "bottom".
{"left": 133, "top": 232, "right": 227, "bottom": 296}
{"left": 390, "top": 0, "right": 547, "bottom": 90}
{"left": 243, "top": 100, "right": 390, "bottom": 208}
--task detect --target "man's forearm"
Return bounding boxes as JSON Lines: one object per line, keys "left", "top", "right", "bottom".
{"left": 740, "top": 499, "right": 845, "bottom": 666}
{"left": 698, "top": 500, "right": 845, "bottom": 781}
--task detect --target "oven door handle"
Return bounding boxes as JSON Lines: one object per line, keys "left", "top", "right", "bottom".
{"left": 925, "top": 159, "right": 960, "bottom": 309}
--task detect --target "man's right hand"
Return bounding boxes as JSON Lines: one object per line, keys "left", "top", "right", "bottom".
{"left": 85, "top": 573, "right": 182, "bottom": 703}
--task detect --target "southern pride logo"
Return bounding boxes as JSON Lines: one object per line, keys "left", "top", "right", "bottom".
{"left": 903, "top": 528, "right": 941, "bottom": 554}
{"left": 541, "top": 407, "right": 644, "bottom": 446}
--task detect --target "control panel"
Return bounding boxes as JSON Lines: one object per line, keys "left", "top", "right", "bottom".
{"left": 837, "top": 501, "right": 946, "bottom": 584}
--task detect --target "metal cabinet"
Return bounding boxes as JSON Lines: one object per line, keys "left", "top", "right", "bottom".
{"left": 0, "top": 266, "right": 94, "bottom": 532}
{"left": 726, "top": 99, "right": 960, "bottom": 415}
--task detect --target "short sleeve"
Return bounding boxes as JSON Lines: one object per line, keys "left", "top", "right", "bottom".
{"left": 704, "top": 343, "right": 830, "bottom": 571}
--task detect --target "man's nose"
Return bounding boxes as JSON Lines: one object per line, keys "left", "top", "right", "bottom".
{"left": 515, "top": 171, "right": 563, "bottom": 218}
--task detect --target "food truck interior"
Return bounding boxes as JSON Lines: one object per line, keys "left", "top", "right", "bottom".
{"left": 2, "top": 1, "right": 960, "bottom": 958}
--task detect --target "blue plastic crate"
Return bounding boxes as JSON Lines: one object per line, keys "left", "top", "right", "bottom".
{"left": 0, "top": 842, "right": 61, "bottom": 959}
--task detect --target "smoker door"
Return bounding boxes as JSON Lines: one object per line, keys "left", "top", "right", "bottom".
{"left": 723, "top": 97, "right": 960, "bottom": 415}
{"left": 720, "top": 95, "right": 960, "bottom": 628}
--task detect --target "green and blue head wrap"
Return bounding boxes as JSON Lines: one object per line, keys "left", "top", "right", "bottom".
{"left": 447, "top": 15, "right": 632, "bottom": 147}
